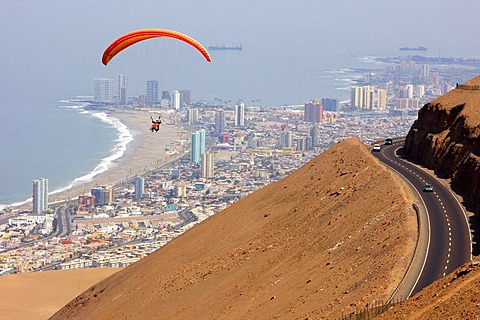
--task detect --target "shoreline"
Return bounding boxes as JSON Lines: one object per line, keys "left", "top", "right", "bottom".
{"left": 7, "top": 108, "right": 187, "bottom": 212}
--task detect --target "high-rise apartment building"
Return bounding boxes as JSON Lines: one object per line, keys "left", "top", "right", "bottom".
{"left": 296, "top": 137, "right": 307, "bottom": 151}
{"left": 93, "top": 78, "right": 114, "bottom": 102}
{"left": 215, "top": 110, "right": 226, "bottom": 135}
{"left": 351, "top": 86, "right": 363, "bottom": 109}
{"left": 201, "top": 152, "right": 214, "bottom": 178}
{"left": 304, "top": 100, "right": 323, "bottom": 123}
{"left": 420, "top": 64, "right": 430, "bottom": 78}
{"left": 146, "top": 80, "right": 159, "bottom": 105}
{"left": 162, "top": 91, "right": 171, "bottom": 102}
{"left": 351, "top": 86, "right": 375, "bottom": 110}
{"left": 33, "top": 178, "right": 48, "bottom": 214}
{"left": 172, "top": 90, "right": 180, "bottom": 110}
{"left": 406, "top": 84, "right": 414, "bottom": 99}
{"left": 187, "top": 108, "right": 199, "bottom": 123}
{"left": 191, "top": 129, "right": 206, "bottom": 164}
{"left": 416, "top": 85, "right": 425, "bottom": 98}
{"left": 310, "top": 125, "right": 319, "bottom": 147}
{"left": 180, "top": 89, "right": 192, "bottom": 106}
{"left": 91, "top": 185, "right": 113, "bottom": 206}
{"left": 376, "top": 89, "right": 388, "bottom": 110}
{"left": 279, "top": 131, "right": 293, "bottom": 148}
{"left": 322, "top": 98, "right": 340, "bottom": 112}
{"left": 118, "top": 74, "right": 128, "bottom": 105}
{"left": 395, "top": 98, "right": 420, "bottom": 110}
{"left": 135, "top": 176, "right": 144, "bottom": 200}
{"left": 234, "top": 103, "right": 245, "bottom": 127}
{"left": 306, "top": 136, "right": 313, "bottom": 150}
{"left": 363, "top": 86, "right": 374, "bottom": 110}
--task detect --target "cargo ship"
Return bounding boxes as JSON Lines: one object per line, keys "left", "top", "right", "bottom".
{"left": 399, "top": 46, "right": 427, "bottom": 51}
{"left": 208, "top": 44, "right": 242, "bottom": 51}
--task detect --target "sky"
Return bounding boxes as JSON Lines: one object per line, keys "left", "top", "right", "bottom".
{"left": 2, "top": 0, "right": 480, "bottom": 104}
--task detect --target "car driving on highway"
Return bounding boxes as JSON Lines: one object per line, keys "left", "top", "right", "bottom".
{"left": 372, "top": 144, "right": 381, "bottom": 151}
{"left": 423, "top": 183, "right": 434, "bottom": 192}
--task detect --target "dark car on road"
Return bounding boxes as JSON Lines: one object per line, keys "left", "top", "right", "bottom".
{"left": 423, "top": 183, "right": 434, "bottom": 192}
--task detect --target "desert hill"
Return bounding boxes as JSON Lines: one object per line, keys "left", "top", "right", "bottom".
{"left": 0, "top": 268, "right": 119, "bottom": 320}
{"left": 375, "top": 76, "right": 480, "bottom": 318}
{"left": 377, "top": 257, "right": 480, "bottom": 319}
{"left": 405, "top": 76, "right": 480, "bottom": 252}
{"left": 52, "top": 138, "right": 418, "bottom": 319}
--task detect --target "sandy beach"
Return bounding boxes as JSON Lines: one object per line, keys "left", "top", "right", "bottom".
{"left": 17, "top": 109, "right": 188, "bottom": 210}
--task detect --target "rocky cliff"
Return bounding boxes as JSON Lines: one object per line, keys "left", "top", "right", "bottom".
{"left": 404, "top": 76, "right": 480, "bottom": 252}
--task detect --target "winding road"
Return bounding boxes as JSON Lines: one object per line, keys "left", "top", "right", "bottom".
{"left": 372, "top": 139, "right": 472, "bottom": 297}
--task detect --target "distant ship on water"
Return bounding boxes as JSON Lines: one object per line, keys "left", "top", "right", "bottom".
{"left": 399, "top": 46, "right": 427, "bottom": 51}
{"left": 208, "top": 44, "right": 243, "bottom": 51}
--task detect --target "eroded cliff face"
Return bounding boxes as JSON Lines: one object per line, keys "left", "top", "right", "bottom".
{"left": 404, "top": 77, "right": 480, "bottom": 240}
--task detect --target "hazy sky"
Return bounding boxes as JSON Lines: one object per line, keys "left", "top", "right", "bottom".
{"left": 2, "top": 0, "right": 480, "bottom": 103}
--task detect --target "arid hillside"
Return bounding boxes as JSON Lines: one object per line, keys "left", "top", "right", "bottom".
{"left": 375, "top": 76, "right": 480, "bottom": 319}
{"left": 52, "top": 138, "right": 418, "bottom": 320}
{"left": 0, "top": 268, "right": 119, "bottom": 320}
{"left": 377, "top": 257, "right": 480, "bottom": 319}
{"left": 404, "top": 76, "right": 480, "bottom": 250}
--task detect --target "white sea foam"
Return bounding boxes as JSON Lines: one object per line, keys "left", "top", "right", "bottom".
{"left": 325, "top": 68, "right": 355, "bottom": 74}
{"left": 49, "top": 110, "right": 133, "bottom": 195}
{"left": 58, "top": 105, "right": 85, "bottom": 110}
{"left": 4, "top": 109, "right": 133, "bottom": 209}
{"left": 335, "top": 78, "right": 356, "bottom": 83}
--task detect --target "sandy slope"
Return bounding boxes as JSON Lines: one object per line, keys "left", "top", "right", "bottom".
{"left": 0, "top": 268, "right": 119, "bottom": 320}
{"left": 377, "top": 257, "right": 480, "bottom": 319}
{"left": 49, "top": 138, "right": 418, "bottom": 319}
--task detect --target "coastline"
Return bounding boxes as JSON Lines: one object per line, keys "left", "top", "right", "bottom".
{"left": 12, "top": 109, "right": 187, "bottom": 212}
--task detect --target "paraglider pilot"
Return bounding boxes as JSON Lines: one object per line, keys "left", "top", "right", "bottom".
{"left": 150, "top": 115, "right": 162, "bottom": 132}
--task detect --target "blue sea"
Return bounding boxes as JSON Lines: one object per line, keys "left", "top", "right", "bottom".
{"left": 0, "top": 97, "right": 133, "bottom": 210}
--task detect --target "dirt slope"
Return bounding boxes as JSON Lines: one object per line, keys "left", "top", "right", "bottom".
{"left": 0, "top": 268, "right": 119, "bottom": 320}
{"left": 377, "top": 257, "right": 480, "bottom": 319}
{"left": 51, "top": 138, "right": 417, "bottom": 320}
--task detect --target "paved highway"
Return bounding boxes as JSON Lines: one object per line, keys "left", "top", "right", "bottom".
{"left": 372, "top": 139, "right": 472, "bottom": 296}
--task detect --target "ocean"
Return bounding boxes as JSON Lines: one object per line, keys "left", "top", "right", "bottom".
{"left": 0, "top": 97, "right": 132, "bottom": 210}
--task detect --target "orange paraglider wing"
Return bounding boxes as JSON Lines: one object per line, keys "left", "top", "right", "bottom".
{"left": 102, "top": 29, "right": 211, "bottom": 65}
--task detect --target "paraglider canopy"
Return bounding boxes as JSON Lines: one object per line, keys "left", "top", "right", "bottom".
{"left": 102, "top": 29, "right": 212, "bottom": 66}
